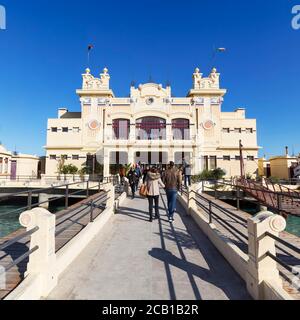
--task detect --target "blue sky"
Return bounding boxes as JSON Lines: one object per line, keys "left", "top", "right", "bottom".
{"left": 0, "top": 0, "right": 299, "bottom": 157}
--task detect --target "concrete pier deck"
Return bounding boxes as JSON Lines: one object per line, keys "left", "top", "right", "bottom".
{"left": 48, "top": 192, "right": 251, "bottom": 300}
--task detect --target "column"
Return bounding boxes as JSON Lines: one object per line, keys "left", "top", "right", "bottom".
{"left": 128, "top": 147, "right": 134, "bottom": 166}
{"left": 103, "top": 148, "right": 110, "bottom": 177}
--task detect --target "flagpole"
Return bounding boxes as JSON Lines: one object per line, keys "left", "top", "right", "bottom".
{"left": 87, "top": 44, "right": 94, "bottom": 68}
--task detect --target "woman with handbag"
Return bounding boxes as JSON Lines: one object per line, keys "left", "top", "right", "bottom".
{"left": 145, "top": 166, "right": 165, "bottom": 222}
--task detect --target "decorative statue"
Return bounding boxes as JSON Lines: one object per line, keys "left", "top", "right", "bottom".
{"left": 209, "top": 68, "right": 218, "bottom": 83}
{"left": 193, "top": 68, "right": 202, "bottom": 90}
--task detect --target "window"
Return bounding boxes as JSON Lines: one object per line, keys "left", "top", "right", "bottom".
{"left": 136, "top": 117, "right": 166, "bottom": 140}
{"left": 51, "top": 127, "right": 58, "bottom": 132}
{"left": 234, "top": 128, "right": 242, "bottom": 133}
{"left": 203, "top": 156, "right": 209, "bottom": 171}
{"left": 61, "top": 155, "right": 68, "bottom": 160}
{"left": 73, "top": 127, "right": 80, "bottom": 133}
{"left": 223, "top": 156, "right": 231, "bottom": 161}
{"left": 62, "top": 127, "right": 69, "bottom": 133}
{"left": 172, "top": 119, "right": 190, "bottom": 140}
{"left": 210, "top": 156, "right": 217, "bottom": 170}
{"left": 222, "top": 128, "right": 230, "bottom": 133}
{"left": 113, "top": 119, "right": 130, "bottom": 140}
{"left": 50, "top": 155, "right": 56, "bottom": 160}
{"left": 235, "top": 156, "right": 241, "bottom": 161}
{"left": 72, "top": 155, "right": 79, "bottom": 160}
{"left": 246, "top": 128, "right": 253, "bottom": 134}
{"left": 247, "top": 156, "right": 255, "bottom": 161}
{"left": 0, "top": 157, "right": 2, "bottom": 173}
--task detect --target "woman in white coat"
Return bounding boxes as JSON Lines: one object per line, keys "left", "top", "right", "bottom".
{"left": 145, "top": 167, "right": 165, "bottom": 222}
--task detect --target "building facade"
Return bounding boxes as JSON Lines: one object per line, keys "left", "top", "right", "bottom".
{"left": 45, "top": 67, "right": 259, "bottom": 178}
{"left": 0, "top": 144, "right": 39, "bottom": 179}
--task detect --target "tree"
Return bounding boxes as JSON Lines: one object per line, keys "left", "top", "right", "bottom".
{"left": 192, "top": 168, "right": 226, "bottom": 182}
{"left": 60, "top": 164, "right": 78, "bottom": 175}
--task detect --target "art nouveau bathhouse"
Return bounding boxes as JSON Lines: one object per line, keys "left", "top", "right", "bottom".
{"left": 45, "top": 67, "right": 259, "bottom": 177}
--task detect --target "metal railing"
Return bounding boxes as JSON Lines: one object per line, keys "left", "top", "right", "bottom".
{"left": 0, "top": 226, "right": 39, "bottom": 277}
{"left": 190, "top": 191, "right": 249, "bottom": 247}
{"left": 197, "top": 179, "right": 300, "bottom": 217}
{"left": 0, "top": 176, "right": 118, "bottom": 219}
{"left": 265, "top": 232, "right": 300, "bottom": 289}
{"left": 185, "top": 185, "right": 300, "bottom": 289}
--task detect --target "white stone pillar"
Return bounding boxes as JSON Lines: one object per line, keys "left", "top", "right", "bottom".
{"left": 103, "top": 148, "right": 110, "bottom": 177}
{"left": 246, "top": 211, "right": 286, "bottom": 300}
{"left": 103, "top": 182, "right": 115, "bottom": 209}
{"left": 128, "top": 147, "right": 134, "bottom": 166}
{"left": 19, "top": 208, "right": 57, "bottom": 298}
{"left": 188, "top": 184, "right": 197, "bottom": 215}
{"left": 38, "top": 193, "right": 49, "bottom": 209}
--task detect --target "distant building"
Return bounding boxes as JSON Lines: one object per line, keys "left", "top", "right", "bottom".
{"left": 0, "top": 144, "right": 39, "bottom": 179}
{"left": 45, "top": 67, "right": 260, "bottom": 178}
{"left": 258, "top": 148, "right": 300, "bottom": 180}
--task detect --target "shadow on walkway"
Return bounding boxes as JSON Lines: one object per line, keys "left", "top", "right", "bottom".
{"left": 151, "top": 190, "right": 251, "bottom": 300}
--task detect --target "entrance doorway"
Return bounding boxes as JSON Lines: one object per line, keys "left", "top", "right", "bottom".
{"left": 135, "top": 151, "right": 168, "bottom": 170}
{"left": 10, "top": 160, "right": 17, "bottom": 180}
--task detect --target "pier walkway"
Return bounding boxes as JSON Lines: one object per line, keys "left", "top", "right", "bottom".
{"left": 48, "top": 192, "right": 250, "bottom": 300}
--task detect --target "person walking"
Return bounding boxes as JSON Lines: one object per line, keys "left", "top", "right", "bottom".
{"left": 163, "top": 161, "right": 182, "bottom": 223}
{"left": 127, "top": 166, "right": 139, "bottom": 199}
{"left": 142, "top": 165, "right": 150, "bottom": 183}
{"left": 184, "top": 164, "right": 192, "bottom": 187}
{"left": 145, "top": 167, "right": 165, "bottom": 222}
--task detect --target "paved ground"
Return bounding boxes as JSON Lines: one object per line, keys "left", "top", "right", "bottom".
{"left": 48, "top": 191, "right": 250, "bottom": 300}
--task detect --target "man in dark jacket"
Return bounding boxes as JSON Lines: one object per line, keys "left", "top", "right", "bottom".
{"left": 127, "top": 167, "right": 139, "bottom": 199}
{"left": 163, "top": 161, "right": 182, "bottom": 223}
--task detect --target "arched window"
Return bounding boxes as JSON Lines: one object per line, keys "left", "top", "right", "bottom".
{"left": 172, "top": 119, "right": 190, "bottom": 140}
{"left": 136, "top": 117, "right": 166, "bottom": 140}
{"left": 112, "top": 119, "right": 130, "bottom": 140}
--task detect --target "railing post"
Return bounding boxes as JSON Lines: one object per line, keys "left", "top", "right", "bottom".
{"left": 90, "top": 200, "right": 94, "bottom": 222}
{"left": 98, "top": 178, "right": 101, "bottom": 193}
{"left": 209, "top": 201, "right": 212, "bottom": 224}
{"left": 28, "top": 191, "right": 32, "bottom": 210}
{"left": 246, "top": 211, "right": 287, "bottom": 300}
{"left": 86, "top": 181, "right": 89, "bottom": 198}
{"left": 19, "top": 208, "right": 57, "bottom": 298}
{"left": 188, "top": 185, "right": 197, "bottom": 215}
{"left": 236, "top": 187, "right": 240, "bottom": 211}
{"left": 65, "top": 185, "right": 69, "bottom": 209}
{"left": 214, "top": 185, "right": 218, "bottom": 200}
{"left": 277, "top": 194, "right": 282, "bottom": 213}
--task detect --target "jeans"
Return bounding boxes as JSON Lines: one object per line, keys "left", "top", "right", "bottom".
{"left": 130, "top": 184, "right": 136, "bottom": 198}
{"left": 148, "top": 196, "right": 159, "bottom": 220}
{"left": 184, "top": 175, "right": 191, "bottom": 187}
{"left": 166, "top": 189, "right": 178, "bottom": 219}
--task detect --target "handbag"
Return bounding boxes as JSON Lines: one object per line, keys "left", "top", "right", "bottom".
{"left": 139, "top": 184, "right": 148, "bottom": 197}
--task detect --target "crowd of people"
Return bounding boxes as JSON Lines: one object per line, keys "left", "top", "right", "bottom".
{"left": 123, "top": 160, "right": 192, "bottom": 223}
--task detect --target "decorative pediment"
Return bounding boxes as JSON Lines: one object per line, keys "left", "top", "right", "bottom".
{"left": 82, "top": 68, "right": 110, "bottom": 90}
{"left": 188, "top": 67, "right": 226, "bottom": 97}
{"left": 193, "top": 67, "right": 220, "bottom": 90}
{"left": 130, "top": 83, "right": 171, "bottom": 99}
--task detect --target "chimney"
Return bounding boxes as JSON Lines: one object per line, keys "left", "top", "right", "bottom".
{"left": 58, "top": 108, "right": 68, "bottom": 118}
{"left": 285, "top": 146, "right": 289, "bottom": 156}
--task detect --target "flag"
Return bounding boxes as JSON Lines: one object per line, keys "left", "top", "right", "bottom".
{"left": 217, "top": 47, "right": 226, "bottom": 52}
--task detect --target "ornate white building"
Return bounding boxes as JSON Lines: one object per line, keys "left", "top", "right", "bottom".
{"left": 45, "top": 67, "right": 259, "bottom": 177}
